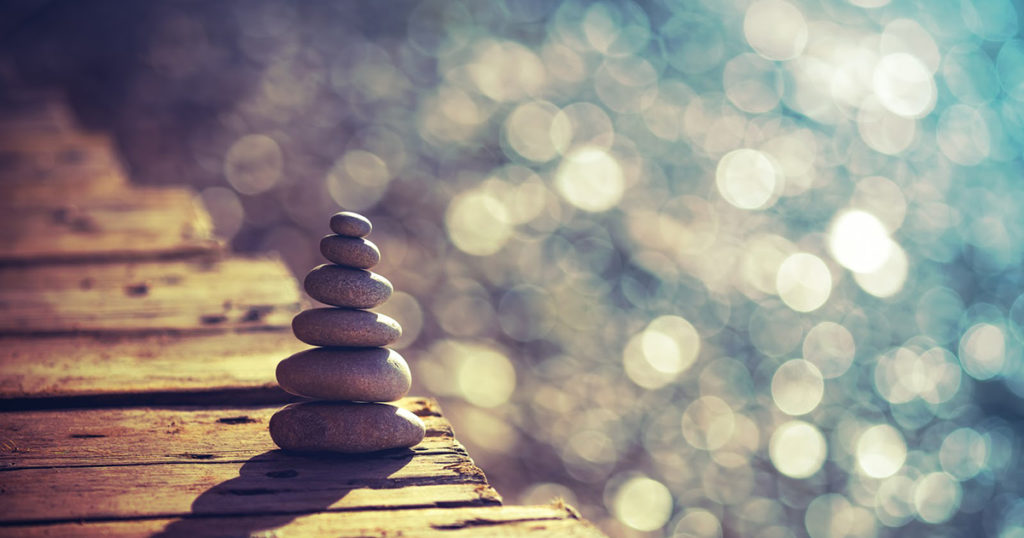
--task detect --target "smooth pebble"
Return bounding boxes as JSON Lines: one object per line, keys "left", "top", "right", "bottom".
{"left": 330, "top": 211, "right": 372, "bottom": 237}
{"left": 269, "top": 401, "right": 425, "bottom": 453}
{"left": 276, "top": 347, "right": 411, "bottom": 402}
{"left": 320, "top": 235, "right": 381, "bottom": 269}
{"left": 304, "top": 264, "right": 392, "bottom": 309}
{"left": 292, "top": 308, "right": 402, "bottom": 347}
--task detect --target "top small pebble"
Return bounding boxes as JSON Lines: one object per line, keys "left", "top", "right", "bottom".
{"left": 330, "top": 211, "right": 372, "bottom": 237}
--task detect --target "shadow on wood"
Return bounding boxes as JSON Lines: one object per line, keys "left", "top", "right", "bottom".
{"left": 153, "top": 448, "right": 416, "bottom": 537}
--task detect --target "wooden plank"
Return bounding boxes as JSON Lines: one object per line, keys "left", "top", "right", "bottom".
{"left": 0, "top": 505, "right": 605, "bottom": 537}
{"left": 0, "top": 399, "right": 456, "bottom": 469}
{"left": 0, "top": 162, "right": 129, "bottom": 206}
{"left": 0, "top": 256, "right": 302, "bottom": 334}
{"left": 0, "top": 399, "right": 502, "bottom": 525}
{"left": 0, "top": 186, "right": 221, "bottom": 264}
{"left": 0, "top": 133, "right": 122, "bottom": 183}
{"left": 0, "top": 331, "right": 308, "bottom": 401}
{"left": 0, "top": 130, "right": 130, "bottom": 207}
{"left": 0, "top": 475, "right": 498, "bottom": 525}
{"left": 0, "top": 183, "right": 202, "bottom": 209}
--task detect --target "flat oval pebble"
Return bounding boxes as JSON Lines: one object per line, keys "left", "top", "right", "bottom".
{"left": 276, "top": 347, "right": 411, "bottom": 402}
{"left": 320, "top": 235, "right": 380, "bottom": 269}
{"left": 269, "top": 401, "right": 425, "bottom": 453}
{"left": 330, "top": 211, "right": 372, "bottom": 237}
{"left": 304, "top": 265, "right": 392, "bottom": 309}
{"left": 292, "top": 308, "right": 401, "bottom": 347}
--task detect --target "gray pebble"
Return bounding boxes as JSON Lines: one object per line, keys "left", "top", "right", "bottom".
{"left": 320, "top": 235, "right": 380, "bottom": 269}
{"left": 269, "top": 401, "right": 425, "bottom": 453}
{"left": 304, "top": 264, "right": 392, "bottom": 309}
{"left": 276, "top": 347, "right": 411, "bottom": 402}
{"left": 330, "top": 211, "right": 372, "bottom": 237}
{"left": 292, "top": 308, "right": 401, "bottom": 347}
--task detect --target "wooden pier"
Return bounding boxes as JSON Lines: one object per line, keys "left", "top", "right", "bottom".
{"left": 0, "top": 90, "right": 602, "bottom": 537}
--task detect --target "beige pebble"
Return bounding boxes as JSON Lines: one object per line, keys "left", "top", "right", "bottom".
{"left": 276, "top": 347, "right": 411, "bottom": 402}
{"left": 330, "top": 211, "right": 372, "bottom": 237}
{"left": 269, "top": 401, "right": 425, "bottom": 453}
{"left": 304, "top": 265, "right": 392, "bottom": 309}
{"left": 292, "top": 308, "right": 401, "bottom": 347}
{"left": 320, "top": 235, "right": 380, "bottom": 269}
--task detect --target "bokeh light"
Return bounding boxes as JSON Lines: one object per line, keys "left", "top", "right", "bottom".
{"left": 856, "top": 424, "right": 907, "bottom": 479}
{"left": 770, "top": 420, "right": 827, "bottom": 479}
{"left": 14, "top": 0, "right": 1024, "bottom": 534}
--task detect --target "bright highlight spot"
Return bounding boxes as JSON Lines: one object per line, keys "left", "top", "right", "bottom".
{"left": 624, "top": 315, "right": 701, "bottom": 389}
{"left": 776, "top": 252, "right": 832, "bottom": 312}
{"left": 770, "top": 420, "right": 827, "bottom": 478}
{"left": 555, "top": 146, "right": 624, "bottom": 212}
{"left": 611, "top": 475, "right": 673, "bottom": 531}
{"left": 856, "top": 424, "right": 907, "bottom": 478}
{"left": 958, "top": 322, "right": 1006, "bottom": 380}
{"left": 715, "top": 148, "right": 779, "bottom": 210}
{"left": 873, "top": 53, "right": 937, "bottom": 119}
{"left": 455, "top": 343, "right": 516, "bottom": 407}
{"left": 445, "top": 190, "right": 513, "bottom": 256}
{"left": 771, "top": 360, "right": 825, "bottom": 415}
{"left": 828, "top": 210, "right": 893, "bottom": 273}
{"left": 468, "top": 40, "right": 546, "bottom": 102}
{"left": 853, "top": 241, "right": 909, "bottom": 298}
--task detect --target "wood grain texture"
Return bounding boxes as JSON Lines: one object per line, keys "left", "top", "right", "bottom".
{"left": 0, "top": 504, "right": 604, "bottom": 537}
{"left": 0, "top": 460, "right": 499, "bottom": 524}
{"left": 0, "top": 256, "right": 302, "bottom": 333}
{"left": 0, "top": 132, "right": 123, "bottom": 187}
{"left": 0, "top": 186, "right": 221, "bottom": 264}
{"left": 0, "top": 331, "right": 307, "bottom": 400}
{"left": 0, "top": 399, "right": 501, "bottom": 525}
{"left": 0, "top": 399, "right": 455, "bottom": 469}
{"left": 0, "top": 163, "right": 129, "bottom": 207}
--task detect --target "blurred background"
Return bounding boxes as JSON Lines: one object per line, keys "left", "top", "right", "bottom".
{"left": 4, "top": 0, "right": 1024, "bottom": 535}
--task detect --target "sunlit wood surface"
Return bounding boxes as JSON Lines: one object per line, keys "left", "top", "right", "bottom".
{"left": 0, "top": 91, "right": 603, "bottom": 537}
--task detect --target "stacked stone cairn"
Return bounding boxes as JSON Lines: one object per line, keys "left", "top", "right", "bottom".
{"left": 269, "top": 211, "right": 425, "bottom": 453}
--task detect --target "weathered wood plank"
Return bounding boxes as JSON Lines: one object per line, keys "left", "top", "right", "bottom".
{"left": 0, "top": 399, "right": 501, "bottom": 524}
{"left": 0, "top": 476, "right": 499, "bottom": 526}
{"left": 0, "top": 186, "right": 221, "bottom": 264}
{"left": 0, "top": 257, "right": 302, "bottom": 333}
{"left": 0, "top": 331, "right": 307, "bottom": 401}
{"left": 0, "top": 133, "right": 122, "bottom": 182}
{"left": 0, "top": 505, "right": 604, "bottom": 537}
{"left": 0, "top": 129, "right": 131, "bottom": 207}
{"left": 0, "top": 399, "right": 455, "bottom": 469}
{"left": 0, "top": 162, "right": 129, "bottom": 206}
